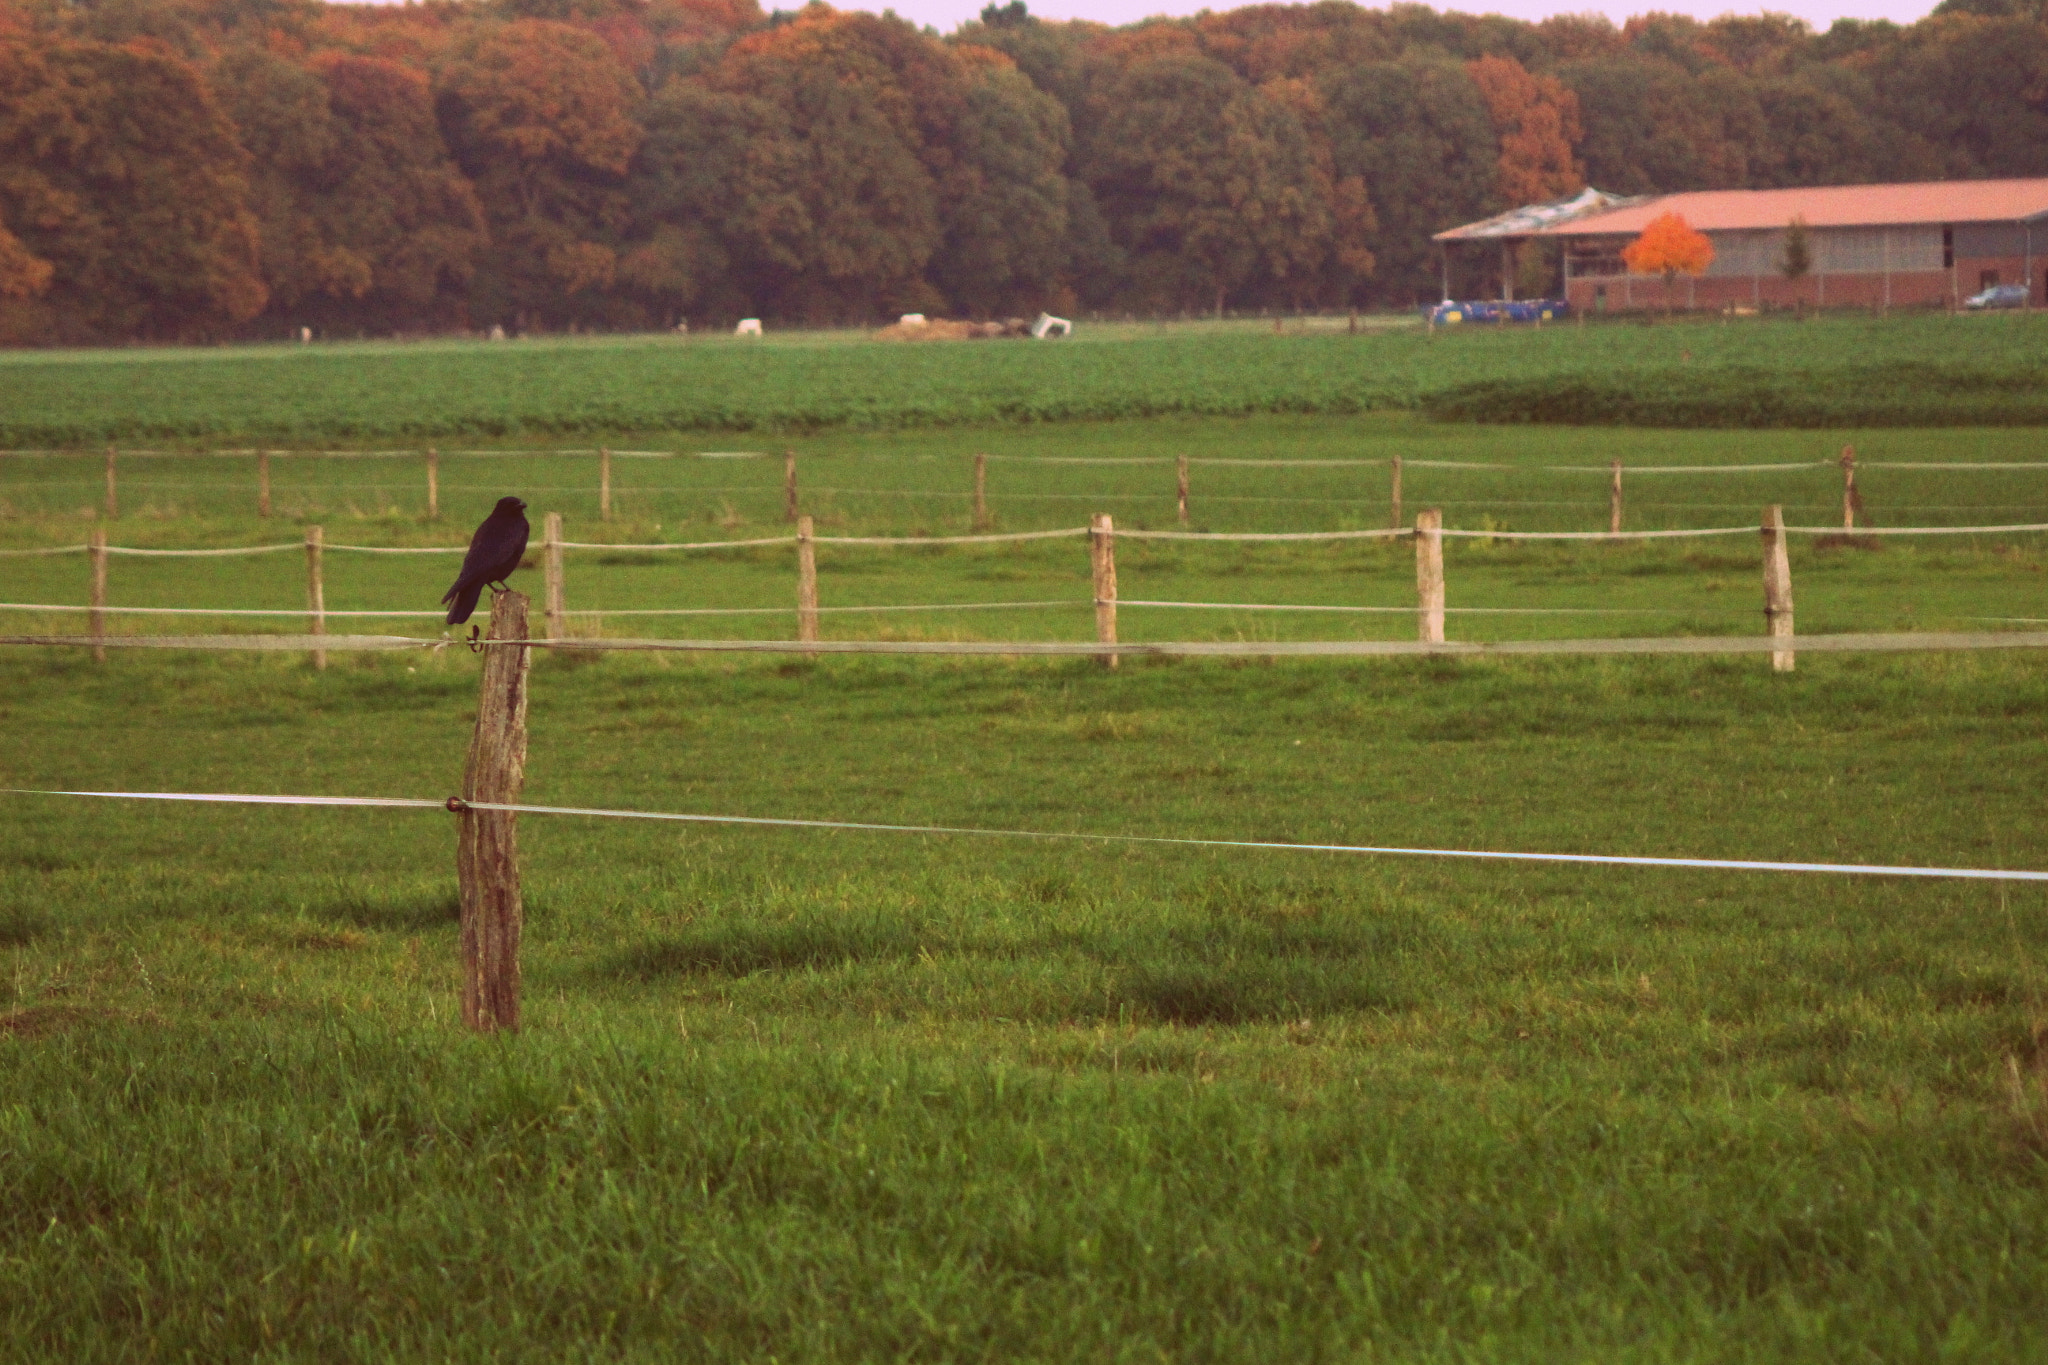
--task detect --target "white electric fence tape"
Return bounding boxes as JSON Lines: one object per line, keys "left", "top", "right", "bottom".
{"left": 559, "top": 536, "right": 796, "bottom": 550}
{"left": 5, "top": 788, "right": 2042, "bottom": 883}
{"left": 0, "top": 599, "right": 1795, "bottom": 619}
{"left": 8, "top": 631, "right": 2048, "bottom": 657}
{"left": 1116, "top": 600, "right": 1736, "bottom": 615}
{"left": 12, "top": 520, "right": 2046, "bottom": 561}
{"left": 11, "top": 450, "right": 2048, "bottom": 472}
{"left": 0, "top": 603, "right": 444, "bottom": 618}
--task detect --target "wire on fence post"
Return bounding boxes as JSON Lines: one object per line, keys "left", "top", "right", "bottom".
{"left": 103, "top": 445, "right": 117, "bottom": 520}
{"left": 457, "top": 589, "right": 528, "bottom": 1034}
{"left": 89, "top": 527, "right": 107, "bottom": 664}
{"left": 1091, "top": 512, "right": 1118, "bottom": 671}
{"left": 1610, "top": 459, "right": 1623, "bottom": 537}
{"left": 784, "top": 449, "right": 799, "bottom": 523}
{"left": 257, "top": 451, "right": 271, "bottom": 519}
{"left": 1177, "top": 454, "right": 1190, "bottom": 525}
{"left": 1841, "top": 444, "right": 1859, "bottom": 530}
{"left": 600, "top": 447, "right": 612, "bottom": 522}
{"left": 305, "top": 525, "right": 326, "bottom": 671}
{"left": 1762, "top": 504, "right": 1794, "bottom": 673}
{"left": 973, "top": 453, "right": 989, "bottom": 531}
{"left": 797, "top": 513, "right": 819, "bottom": 653}
{"left": 543, "top": 512, "right": 565, "bottom": 641}
{"left": 1389, "top": 455, "right": 1403, "bottom": 531}
{"left": 1415, "top": 508, "right": 1445, "bottom": 644}
{"left": 426, "top": 448, "right": 439, "bottom": 521}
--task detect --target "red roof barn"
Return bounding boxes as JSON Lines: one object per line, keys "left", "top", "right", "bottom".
{"left": 1434, "top": 179, "right": 2048, "bottom": 312}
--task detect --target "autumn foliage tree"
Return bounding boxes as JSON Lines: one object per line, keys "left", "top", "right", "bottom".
{"left": 2, "top": 0, "right": 2048, "bottom": 340}
{"left": 436, "top": 18, "right": 642, "bottom": 328}
{"left": 1621, "top": 210, "right": 1714, "bottom": 310}
{"left": 0, "top": 28, "right": 265, "bottom": 344}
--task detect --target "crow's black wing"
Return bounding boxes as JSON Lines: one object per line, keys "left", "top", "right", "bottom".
{"left": 441, "top": 509, "right": 531, "bottom": 625}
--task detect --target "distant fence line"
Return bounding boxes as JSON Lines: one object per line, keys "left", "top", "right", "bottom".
{"left": 8, "top": 444, "right": 2044, "bottom": 541}
{"left": 6, "top": 507, "right": 2048, "bottom": 673}
{"left": 9, "top": 446, "right": 2048, "bottom": 471}
{"left": 9, "top": 514, "right": 2048, "bottom": 560}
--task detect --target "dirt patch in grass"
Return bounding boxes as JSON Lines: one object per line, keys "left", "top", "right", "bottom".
{"left": 0, "top": 1005, "right": 110, "bottom": 1039}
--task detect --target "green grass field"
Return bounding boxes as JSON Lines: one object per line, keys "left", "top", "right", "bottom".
{"left": 3, "top": 644, "right": 2048, "bottom": 1360}
{"left": 3, "top": 311, "right": 2047, "bottom": 444}
{"left": 7, "top": 327, "right": 2048, "bottom": 1359}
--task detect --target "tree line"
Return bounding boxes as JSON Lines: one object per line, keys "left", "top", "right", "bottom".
{"left": 2, "top": 0, "right": 2044, "bottom": 344}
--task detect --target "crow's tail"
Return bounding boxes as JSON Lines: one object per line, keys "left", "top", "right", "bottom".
{"left": 444, "top": 580, "right": 484, "bottom": 626}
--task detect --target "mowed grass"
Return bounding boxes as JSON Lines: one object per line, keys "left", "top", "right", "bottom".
{"left": 4, "top": 310, "right": 2048, "bottom": 444}
{"left": 3, "top": 643, "right": 2048, "bottom": 1360}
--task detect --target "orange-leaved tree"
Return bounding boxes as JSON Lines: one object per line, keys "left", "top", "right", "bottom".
{"left": 1621, "top": 211, "right": 1713, "bottom": 312}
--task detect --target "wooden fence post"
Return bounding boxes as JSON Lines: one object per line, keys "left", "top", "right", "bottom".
{"left": 784, "top": 449, "right": 799, "bottom": 523}
{"left": 257, "top": 451, "right": 271, "bottom": 519}
{"left": 1415, "top": 508, "right": 1445, "bottom": 644}
{"left": 103, "top": 446, "right": 117, "bottom": 520}
{"left": 1177, "top": 454, "right": 1190, "bottom": 525}
{"left": 305, "top": 525, "right": 326, "bottom": 670}
{"left": 796, "top": 514, "right": 819, "bottom": 652}
{"left": 456, "top": 589, "right": 529, "bottom": 1034}
{"left": 973, "top": 453, "right": 989, "bottom": 531}
{"left": 1609, "top": 459, "right": 1623, "bottom": 536}
{"left": 426, "top": 448, "right": 439, "bottom": 521}
{"left": 600, "top": 446, "right": 613, "bottom": 522}
{"left": 1091, "top": 512, "right": 1118, "bottom": 671}
{"left": 543, "top": 511, "right": 565, "bottom": 641}
{"left": 1840, "top": 444, "right": 1859, "bottom": 530}
{"left": 1389, "top": 455, "right": 1403, "bottom": 530}
{"left": 89, "top": 527, "right": 107, "bottom": 664}
{"left": 1762, "top": 503, "right": 1794, "bottom": 673}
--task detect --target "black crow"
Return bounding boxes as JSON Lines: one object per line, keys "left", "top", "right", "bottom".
{"left": 442, "top": 497, "right": 530, "bottom": 626}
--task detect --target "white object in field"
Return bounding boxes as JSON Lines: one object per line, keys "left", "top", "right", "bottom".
{"left": 298, "top": 326, "right": 311, "bottom": 344}
{"left": 488, "top": 324, "right": 506, "bottom": 341}
{"left": 899, "top": 313, "right": 927, "bottom": 327}
{"left": 735, "top": 318, "right": 763, "bottom": 336}
{"left": 1030, "top": 313, "right": 1071, "bottom": 339}
{"left": 675, "top": 320, "right": 689, "bottom": 335}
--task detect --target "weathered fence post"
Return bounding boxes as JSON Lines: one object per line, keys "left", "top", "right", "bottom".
{"left": 1177, "top": 454, "right": 1190, "bottom": 525}
{"left": 1762, "top": 503, "right": 1794, "bottom": 673}
{"left": 257, "top": 451, "right": 271, "bottom": 519}
{"left": 1840, "top": 444, "right": 1859, "bottom": 530}
{"left": 1389, "top": 455, "right": 1403, "bottom": 530}
{"left": 600, "top": 447, "right": 613, "bottom": 522}
{"left": 973, "top": 453, "right": 990, "bottom": 531}
{"left": 1091, "top": 512, "right": 1118, "bottom": 671}
{"left": 542, "top": 511, "right": 565, "bottom": 641}
{"left": 89, "top": 527, "right": 107, "bottom": 664}
{"left": 1415, "top": 508, "right": 1445, "bottom": 644}
{"left": 784, "top": 449, "right": 799, "bottom": 523}
{"left": 103, "top": 446, "right": 117, "bottom": 519}
{"left": 1609, "top": 459, "right": 1624, "bottom": 536}
{"left": 426, "top": 448, "right": 439, "bottom": 521}
{"left": 456, "top": 589, "right": 529, "bottom": 1034}
{"left": 305, "top": 525, "right": 326, "bottom": 671}
{"left": 796, "top": 514, "right": 819, "bottom": 652}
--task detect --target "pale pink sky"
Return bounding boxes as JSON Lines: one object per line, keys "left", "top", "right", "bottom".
{"left": 852, "top": 0, "right": 1939, "bottom": 34}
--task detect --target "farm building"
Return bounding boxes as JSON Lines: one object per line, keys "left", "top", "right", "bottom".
{"left": 1434, "top": 179, "right": 2048, "bottom": 312}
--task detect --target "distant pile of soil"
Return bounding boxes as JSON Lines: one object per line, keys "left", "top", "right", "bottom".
{"left": 872, "top": 318, "right": 1030, "bottom": 341}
